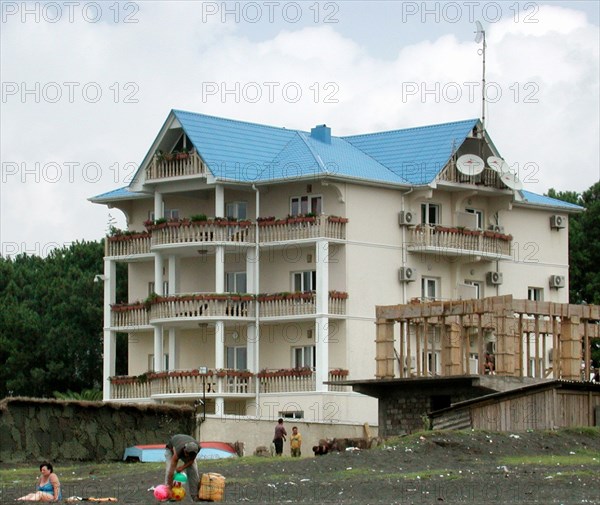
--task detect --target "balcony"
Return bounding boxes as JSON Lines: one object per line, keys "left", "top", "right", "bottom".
{"left": 407, "top": 225, "right": 512, "bottom": 260}
{"left": 104, "top": 215, "right": 348, "bottom": 259}
{"left": 149, "top": 294, "right": 256, "bottom": 322}
{"left": 258, "top": 291, "right": 347, "bottom": 318}
{"left": 258, "top": 215, "right": 347, "bottom": 243}
{"left": 146, "top": 151, "right": 207, "bottom": 181}
{"left": 109, "top": 368, "right": 350, "bottom": 400}
{"left": 105, "top": 232, "right": 151, "bottom": 258}
{"left": 111, "top": 303, "right": 149, "bottom": 328}
{"left": 110, "top": 291, "right": 348, "bottom": 328}
{"left": 150, "top": 219, "right": 256, "bottom": 249}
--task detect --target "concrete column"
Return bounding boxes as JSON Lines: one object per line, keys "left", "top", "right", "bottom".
{"left": 168, "top": 255, "right": 179, "bottom": 295}
{"left": 168, "top": 328, "right": 177, "bottom": 370}
{"left": 215, "top": 320, "right": 225, "bottom": 414}
{"left": 246, "top": 248, "right": 257, "bottom": 294}
{"left": 247, "top": 323, "right": 258, "bottom": 373}
{"left": 315, "top": 240, "right": 330, "bottom": 391}
{"left": 153, "top": 326, "right": 164, "bottom": 372}
{"left": 154, "top": 253, "right": 164, "bottom": 295}
{"left": 154, "top": 191, "right": 163, "bottom": 219}
{"left": 102, "top": 259, "right": 116, "bottom": 401}
{"left": 215, "top": 247, "right": 225, "bottom": 292}
{"left": 215, "top": 185, "right": 224, "bottom": 217}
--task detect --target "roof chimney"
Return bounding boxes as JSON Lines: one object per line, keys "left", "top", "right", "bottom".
{"left": 310, "top": 124, "right": 331, "bottom": 144}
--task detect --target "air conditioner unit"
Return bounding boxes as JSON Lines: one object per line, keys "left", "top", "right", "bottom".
{"left": 398, "top": 266, "right": 417, "bottom": 283}
{"left": 550, "top": 215, "right": 565, "bottom": 229}
{"left": 549, "top": 275, "right": 565, "bottom": 289}
{"left": 398, "top": 210, "right": 415, "bottom": 226}
{"left": 487, "top": 224, "right": 505, "bottom": 233}
{"left": 486, "top": 271, "right": 503, "bottom": 286}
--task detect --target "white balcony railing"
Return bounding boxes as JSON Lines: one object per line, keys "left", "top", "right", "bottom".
{"left": 151, "top": 221, "right": 255, "bottom": 247}
{"left": 105, "top": 233, "right": 151, "bottom": 257}
{"left": 146, "top": 152, "right": 207, "bottom": 180}
{"left": 407, "top": 225, "right": 512, "bottom": 258}
{"left": 109, "top": 368, "right": 349, "bottom": 400}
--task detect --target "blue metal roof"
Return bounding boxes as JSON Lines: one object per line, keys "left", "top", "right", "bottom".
{"left": 342, "top": 119, "right": 479, "bottom": 184}
{"left": 520, "top": 190, "right": 584, "bottom": 210}
{"left": 90, "top": 111, "right": 582, "bottom": 215}
{"left": 89, "top": 186, "right": 149, "bottom": 203}
{"left": 172, "top": 110, "right": 476, "bottom": 185}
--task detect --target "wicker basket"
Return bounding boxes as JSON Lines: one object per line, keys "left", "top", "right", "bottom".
{"left": 198, "top": 472, "right": 225, "bottom": 502}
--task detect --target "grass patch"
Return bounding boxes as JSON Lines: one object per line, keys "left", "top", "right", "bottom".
{"left": 499, "top": 450, "right": 600, "bottom": 466}
{"left": 328, "top": 467, "right": 460, "bottom": 482}
{"left": 545, "top": 469, "right": 599, "bottom": 478}
{"left": 0, "top": 462, "right": 165, "bottom": 485}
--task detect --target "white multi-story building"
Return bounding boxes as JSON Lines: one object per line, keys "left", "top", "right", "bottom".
{"left": 91, "top": 109, "right": 581, "bottom": 428}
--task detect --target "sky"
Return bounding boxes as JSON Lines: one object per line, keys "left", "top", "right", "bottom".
{"left": 1, "top": 0, "right": 599, "bottom": 258}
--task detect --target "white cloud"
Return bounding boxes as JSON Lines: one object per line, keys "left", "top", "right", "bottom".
{"left": 1, "top": 2, "right": 598, "bottom": 257}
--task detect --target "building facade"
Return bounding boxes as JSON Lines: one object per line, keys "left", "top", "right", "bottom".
{"left": 90, "top": 110, "right": 581, "bottom": 427}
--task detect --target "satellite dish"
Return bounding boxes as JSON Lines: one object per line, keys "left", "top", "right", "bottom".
{"left": 474, "top": 20, "right": 484, "bottom": 43}
{"left": 456, "top": 154, "right": 485, "bottom": 176}
{"left": 500, "top": 172, "right": 523, "bottom": 190}
{"left": 487, "top": 156, "right": 509, "bottom": 173}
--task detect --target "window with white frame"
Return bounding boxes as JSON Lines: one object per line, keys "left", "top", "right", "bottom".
{"left": 291, "top": 195, "right": 322, "bottom": 216}
{"left": 149, "top": 208, "right": 179, "bottom": 221}
{"left": 225, "top": 201, "right": 247, "bottom": 220}
{"left": 148, "top": 281, "right": 169, "bottom": 295}
{"left": 465, "top": 280, "right": 483, "bottom": 299}
{"left": 421, "top": 203, "right": 440, "bottom": 225}
{"left": 528, "top": 287, "right": 543, "bottom": 301}
{"left": 292, "top": 345, "right": 315, "bottom": 369}
{"left": 226, "top": 346, "right": 247, "bottom": 370}
{"left": 226, "top": 272, "right": 247, "bottom": 293}
{"left": 465, "top": 208, "right": 484, "bottom": 229}
{"left": 421, "top": 277, "right": 439, "bottom": 301}
{"left": 148, "top": 353, "right": 169, "bottom": 371}
{"left": 292, "top": 271, "right": 316, "bottom": 292}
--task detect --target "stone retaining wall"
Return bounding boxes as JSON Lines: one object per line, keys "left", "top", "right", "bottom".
{"left": 0, "top": 398, "right": 195, "bottom": 462}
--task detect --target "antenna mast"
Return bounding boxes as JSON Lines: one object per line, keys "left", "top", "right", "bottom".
{"left": 474, "top": 20, "right": 486, "bottom": 133}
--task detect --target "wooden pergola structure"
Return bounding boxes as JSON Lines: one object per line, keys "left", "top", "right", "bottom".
{"left": 376, "top": 296, "right": 600, "bottom": 382}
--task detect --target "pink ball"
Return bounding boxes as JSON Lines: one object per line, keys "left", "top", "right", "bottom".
{"left": 153, "top": 484, "right": 170, "bottom": 501}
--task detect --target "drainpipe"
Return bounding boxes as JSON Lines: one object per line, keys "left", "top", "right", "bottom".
{"left": 252, "top": 184, "right": 260, "bottom": 418}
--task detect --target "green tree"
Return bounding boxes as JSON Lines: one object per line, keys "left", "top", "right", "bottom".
{"left": 547, "top": 182, "right": 600, "bottom": 367}
{"left": 0, "top": 240, "right": 128, "bottom": 398}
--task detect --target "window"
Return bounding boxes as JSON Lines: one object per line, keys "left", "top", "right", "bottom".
{"left": 279, "top": 411, "right": 304, "bottom": 419}
{"left": 291, "top": 195, "right": 322, "bottom": 216}
{"left": 421, "top": 203, "right": 440, "bottom": 225}
{"left": 421, "top": 277, "right": 439, "bottom": 301}
{"left": 148, "top": 281, "right": 169, "bottom": 295}
{"left": 465, "top": 208, "right": 484, "bottom": 229}
{"left": 528, "top": 287, "right": 543, "bottom": 301}
{"left": 226, "top": 346, "right": 247, "bottom": 370}
{"left": 148, "top": 353, "right": 169, "bottom": 371}
{"left": 226, "top": 272, "right": 247, "bottom": 293}
{"left": 465, "top": 280, "right": 483, "bottom": 299}
{"left": 149, "top": 208, "right": 179, "bottom": 221}
{"left": 292, "top": 345, "right": 315, "bottom": 369}
{"left": 225, "top": 201, "right": 247, "bottom": 220}
{"left": 292, "top": 271, "right": 316, "bottom": 292}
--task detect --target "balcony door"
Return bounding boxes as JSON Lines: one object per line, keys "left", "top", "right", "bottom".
{"left": 292, "top": 345, "right": 316, "bottom": 369}
{"left": 291, "top": 195, "right": 322, "bottom": 216}
{"left": 226, "top": 346, "right": 247, "bottom": 370}
{"left": 421, "top": 203, "right": 440, "bottom": 225}
{"left": 226, "top": 272, "right": 247, "bottom": 293}
{"left": 292, "top": 270, "right": 316, "bottom": 292}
